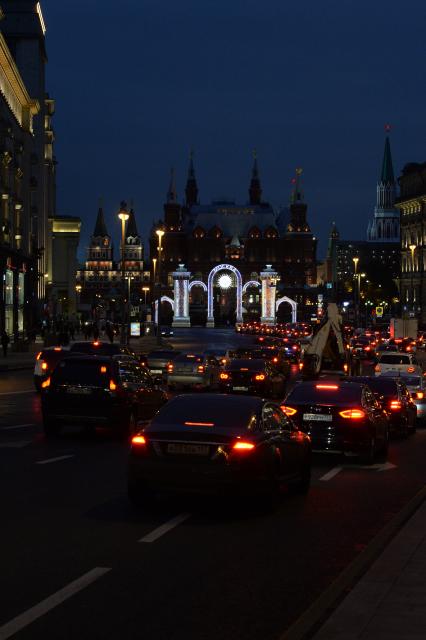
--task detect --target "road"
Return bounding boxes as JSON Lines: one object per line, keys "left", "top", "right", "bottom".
{"left": 1, "top": 329, "right": 426, "bottom": 640}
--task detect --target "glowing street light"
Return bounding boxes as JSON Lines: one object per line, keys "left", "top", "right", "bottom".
{"left": 118, "top": 202, "right": 129, "bottom": 345}
{"left": 156, "top": 228, "right": 165, "bottom": 345}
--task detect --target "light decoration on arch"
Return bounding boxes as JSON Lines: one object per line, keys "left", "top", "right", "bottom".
{"left": 218, "top": 274, "right": 233, "bottom": 290}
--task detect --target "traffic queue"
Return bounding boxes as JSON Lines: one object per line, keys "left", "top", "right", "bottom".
{"left": 35, "top": 316, "right": 425, "bottom": 507}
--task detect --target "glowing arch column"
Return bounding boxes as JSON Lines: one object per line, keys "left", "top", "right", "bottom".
{"left": 207, "top": 263, "right": 243, "bottom": 327}
{"left": 172, "top": 264, "right": 191, "bottom": 327}
{"left": 260, "top": 265, "right": 279, "bottom": 324}
{"left": 276, "top": 296, "right": 297, "bottom": 323}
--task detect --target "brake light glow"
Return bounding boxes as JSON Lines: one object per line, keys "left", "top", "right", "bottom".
{"left": 281, "top": 405, "right": 297, "bottom": 416}
{"left": 197, "top": 365, "right": 205, "bottom": 373}
{"left": 220, "top": 372, "right": 229, "bottom": 380}
{"left": 131, "top": 435, "right": 146, "bottom": 445}
{"left": 233, "top": 441, "right": 255, "bottom": 451}
{"left": 100, "top": 366, "right": 107, "bottom": 373}
{"left": 389, "top": 400, "right": 402, "bottom": 410}
{"left": 407, "top": 367, "right": 415, "bottom": 373}
{"left": 109, "top": 380, "right": 117, "bottom": 391}
{"left": 316, "top": 384, "right": 338, "bottom": 390}
{"left": 240, "top": 368, "right": 249, "bottom": 371}
{"left": 167, "top": 363, "right": 174, "bottom": 372}
{"left": 339, "top": 409, "right": 365, "bottom": 419}
{"left": 41, "top": 362, "right": 48, "bottom": 371}
{"left": 93, "top": 341, "right": 100, "bottom": 347}
{"left": 184, "top": 421, "right": 214, "bottom": 427}
{"left": 41, "top": 377, "right": 50, "bottom": 389}
{"left": 273, "top": 357, "right": 278, "bottom": 363}
{"left": 255, "top": 374, "right": 265, "bottom": 381}
{"left": 53, "top": 347, "right": 62, "bottom": 352}
{"left": 417, "top": 392, "right": 424, "bottom": 399}
{"left": 375, "top": 365, "right": 381, "bottom": 372}
{"left": 36, "top": 352, "right": 42, "bottom": 360}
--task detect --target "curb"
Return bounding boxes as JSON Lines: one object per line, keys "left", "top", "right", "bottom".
{"left": 279, "top": 484, "right": 426, "bottom": 640}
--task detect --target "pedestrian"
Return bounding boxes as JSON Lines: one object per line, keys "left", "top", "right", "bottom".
{"left": 1, "top": 330, "right": 10, "bottom": 357}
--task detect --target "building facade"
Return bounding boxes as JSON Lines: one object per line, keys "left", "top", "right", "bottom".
{"left": 0, "top": 5, "right": 40, "bottom": 337}
{"left": 396, "top": 162, "right": 426, "bottom": 324}
{"left": 149, "top": 156, "right": 318, "bottom": 324}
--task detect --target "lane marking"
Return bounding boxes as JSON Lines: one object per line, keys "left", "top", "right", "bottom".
{"left": 346, "top": 461, "right": 398, "bottom": 472}
{"left": 0, "top": 390, "right": 34, "bottom": 397}
{"left": 0, "top": 567, "right": 111, "bottom": 640}
{"left": 139, "top": 512, "right": 191, "bottom": 543}
{"left": 36, "top": 455, "right": 74, "bottom": 465}
{"left": 0, "top": 441, "right": 32, "bottom": 449}
{"left": 2, "top": 424, "right": 36, "bottom": 431}
{"left": 319, "top": 466, "right": 343, "bottom": 481}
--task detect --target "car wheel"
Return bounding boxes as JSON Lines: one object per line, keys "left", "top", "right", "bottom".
{"left": 43, "top": 417, "right": 60, "bottom": 437}
{"left": 360, "top": 436, "right": 376, "bottom": 465}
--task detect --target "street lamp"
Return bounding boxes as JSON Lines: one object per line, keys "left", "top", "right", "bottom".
{"left": 156, "top": 228, "right": 165, "bottom": 345}
{"left": 118, "top": 201, "right": 129, "bottom": 345}
{"left": 142, "top": 286, "right": 150, "bottom": 311}
{"left": 409, "top": 244, "right": 416, "bottom": 313}
{"left": 352, "top": 257, "right": 360, "bottom": 326}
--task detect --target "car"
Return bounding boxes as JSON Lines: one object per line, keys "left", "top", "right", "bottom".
{"left": 218, "top": 358, "right": 287, "bottom": 398}
{"left": 380, "top": 371, "right": 425, "bottom": 426}
{"left": 34, "top": 346, "right": 68, "bottom": 391}
{"left": 160, "top": 326, "right": 174, "bottom": 337}
{"left": 41, "top": 355, "right": 168, "bottom": 437}
{"left": 166, "top": 353, "right": 220, "bottom": 390}
{"left": 349, "top": 337, "right": 374, "bottom": 359}
{"left": 144, "top": 349, "right": 181, "bottom": 382}
{"left": 375, "top": 352, "right": 422, "bottom": 377}
{"left": 127, "top": 394, "right": 312, "bottom": 503}
{"left": 250, "top": 348, "right": 291, "bottom": 376}
{"left": 203, "top": 348, "right": 231, "bottom": 366}
{"left": 346, "top": 376, "right": 416, "bottom": 437}
{"left": 281, "top": 380, "right": 389, "bottom": 462}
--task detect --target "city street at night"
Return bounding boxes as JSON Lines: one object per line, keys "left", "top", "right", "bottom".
{"left": 1, "top": 330, "right": 426, "bottom": 639}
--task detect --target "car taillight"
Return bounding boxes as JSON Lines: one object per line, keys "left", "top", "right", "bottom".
{"left": 233, "top": 441, "right": 255, "bottom": 451}
{"left": 131, "top": 435, "right": 147, "bottom": 446}
{"left": 220, "top": 372, "right": 229, "bottom": 380}
{"left": 109, "top": 380, "right": 117, "bottom": 391}
{"left": 298, "top": 362, "right": 304, "bottom": 370}
{"left": 167, "top": 363, "right": 174, "bottom": 373}
{"left": 417, "top": 392, "right": 424, "bottom": 399}
{"left": 93, "top": 341, "right": 100, "bottom": 347}
{"left": 407, "top": 367, "right": 415, "bottom": 373}
{"left": 41, "top": 377, "right": 51, "bottom": 389}
{"left": 281, "top": 405, "right": 297, "bottom": 416}
{"left": 375, "top": 365, "right": 381, "bottom": 372}
{"left": 197, "top": 365, "right": 205, "bottom": 373}
{"left": 41, "top": 362, "right": 48, "bottom": 371}
{"left": 254, "top": 374, "right": 265, "bottom": 381}
{"left": 339, "top": 409, "right": 366, "bottom": 419}
{"left": 36, "top": 351, "right": 42, "bottom": 360}
{"left": 389, "top": 400, "right": 402, "bottom": 410}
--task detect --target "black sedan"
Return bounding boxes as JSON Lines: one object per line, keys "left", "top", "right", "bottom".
{"left": 128, "top": 394, "right": 312, "bottom": 503}
{"left": 218, "top": 359, "right": 286, "bottom": 398}
{"left": 281, "top": 381, "right": 389, "bottom": 463}
{"left": 41, "top": 354, "right": 168, "bottom": 437}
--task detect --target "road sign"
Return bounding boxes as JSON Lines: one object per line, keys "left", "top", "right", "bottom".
{"left": 376, "top": 306, "right": 384, "bottom": 318}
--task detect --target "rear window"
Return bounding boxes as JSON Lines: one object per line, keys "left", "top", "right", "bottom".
{"left": 152, "top": 396, "right": 258, "bottom": 430}
{"left": 227, "top": 359, "right": 266, "bottom": 371}
{"left": 174, "top": 354, "right": 203, "bottom": 363}
{"left": 379, "top": 355, "right": 411, "bottom": 364}
{"left": 52, "top": 360, "right": 111, "bottom": 386}
{"left": 287, "top": 383, "right": 362, "bottom": 404}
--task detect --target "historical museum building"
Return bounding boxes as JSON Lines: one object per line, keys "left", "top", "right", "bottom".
{"left": 396, "top": 161, "right": 426, "bottom": 324}
{"left": 149, "top": 156, "right": 318, "bottom": 325}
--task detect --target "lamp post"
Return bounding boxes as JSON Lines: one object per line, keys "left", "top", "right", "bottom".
{"left": 118, "top": 202, "right": 129, "bottom": 345}
{"left": 409, "top": 244, "right": 416, "bottom": 314}
{"left": 352, "top": 257, "right": 359, "bottom": 326}
{"left": 156, "top": 228, "right": 165, "bottom": 345}
{"left": 142, "top": 286, "right": 149, "bottom": 316}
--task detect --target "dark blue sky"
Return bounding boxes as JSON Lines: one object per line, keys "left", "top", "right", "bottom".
{"left": 42, "top": 0, "right": 426, "bottom": 260}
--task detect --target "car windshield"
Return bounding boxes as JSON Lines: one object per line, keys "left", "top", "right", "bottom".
{"left": 287, "top": 383, "right": 362, "bottom": 404}
{"left": 151, "top": 395, "right": 259, "bottom": 430}
{"left": 52, "top": 359, "right": 111, "bottom": 386}
{"left": 379, "top": 355, "right": 411, "bottom": 364}
{"left": 226, "top": 359, "right": 266, "bottom": 372}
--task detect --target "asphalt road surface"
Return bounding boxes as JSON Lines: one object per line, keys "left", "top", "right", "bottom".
{"left": 1, "top": 329, "right": 426, "bottom": 640}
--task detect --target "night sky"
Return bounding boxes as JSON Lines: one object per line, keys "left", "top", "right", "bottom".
{"left": 41, "top": 0, "right": 426, "bottom": 261}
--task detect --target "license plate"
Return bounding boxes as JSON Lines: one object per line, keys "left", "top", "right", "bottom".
{"left": 167, "top": 443, "right": 209, "bottom": 456}
{"left": 233, "top": 386, "right": 248, "bottom": 391}
{"left": 67, "top": 387, "right": 92, "bottom": 395}
{"left": 303, "top": 413, "right": 332, "bottom": 422}
{"left": 150, "top": 369, "right": 162, "bottom": 374}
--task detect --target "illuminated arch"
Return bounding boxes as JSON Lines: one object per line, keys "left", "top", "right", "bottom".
{"left": 207, "top": 264, "right": 243, "bottom": 324}
{"left": 242, "top": 280, "right": 261, "bottom": 294}
{"left": 276, "top": 296, "right": 297, "bottom": 323}
{"left": 154, "top": 295, "right": 174, "bottom": 324}
{"left": 188, "top": 280, "right": 207, "bottom": 292}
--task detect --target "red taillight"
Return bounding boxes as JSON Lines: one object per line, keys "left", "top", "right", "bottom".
{"left": 41, "top": 377, "right": 51, "bottom": 389}
{"left": 407, "top": 367, "right": 415, "bottom": 373}
{"left": 417, "top": 392, "right": 424, "bottom": 399}
{"left": 389, "top": 400, "right": 402, "bottom": 410}
{"left": 93, "top": 341, "right": 100, "bottom": 347}
{"left": 41, "top": 362, "right": 48, "bottom": 371}
{"left": 255, "top": 374, "right": 265, "bottom": 381}
{"left": 131, "top": 435, "right": 146, "bottom": 445}
{"left": 36, "top": 351, "right": 42, "bottom": 360}
{"left": 281, "top": 405, "right": 297, "bottom": 416}
{"left": 197, "top": 365, "right": 205, "bottom": 373}
{"left": 184, "top": 421, "right": 214, "bottom": 427}
{"left": 220, "top": 372, "right": 229, "bottom": 380}
{"left": 53, "top": 347, "right": 62, "bottom": 352}
{"left": 167, "top": 363, "right": 174, "bottom": 373}
{"left": 233, "top": 441, "right": 255, "bottom": 451}
{"left": 109, "top": 380, "right": 117, "bottom": 391}
{"left": 100, "top": 366, "right": 107, "bottom": 373}
{"left": 375, "top": 365, "right": 381, "bottom": 372}
{"left": 316, "top": 384, "right": 338, "bottom": 390}
{"left": 273, "top": 357, "right": 278, "bottom": 363}
{"left": 339, "top": 409, "right": 365, "bottom": 419}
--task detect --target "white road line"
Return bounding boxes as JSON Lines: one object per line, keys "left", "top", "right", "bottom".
{"left": 139, "top": 512, "right": 191, "bottom": 543}
{"left": 36, "top": 455, "right": 75, "bottom": 465}
{"left": 0, "top": 441, "right": 32, "bottom": 449}
{"left": 0, "top": 567, "right": 111, "bottom": 640}
{"left": 319, "top": 466, "right": 343, "bottom": 481}
{"left": 2, "top": 424, "right": 36, "bottom": 431}
{"left": 0, "top": 390, "right": 34, "bottom": 397}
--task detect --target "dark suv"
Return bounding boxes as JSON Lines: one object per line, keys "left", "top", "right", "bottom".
{"left": 41, "top": 355, "right": 168, "bottom": 437}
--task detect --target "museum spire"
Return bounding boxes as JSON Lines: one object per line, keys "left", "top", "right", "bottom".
{"left": 167, "top": 167, "right": 177, "bottom": 203}
{"left": 249, "top": 149, "right": 262, "bottom": 205}
{"left": 93, "top": 204, "right": 108, "bottom": 237}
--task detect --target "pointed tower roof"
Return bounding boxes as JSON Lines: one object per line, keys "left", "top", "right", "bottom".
{"left": 167, "top": 167, "right": 177, "bottom": 203}
{"left": 93, "top": 205, "right": 108, "bottom": 237}
{"left": 126, "top": 208, "right": 139, "bottom": 238}
{"left": 380, "top": 135, "right": 395, "bottom": 184}
{"left": 185, "top": 149, "right": 199, "bottom": 207}
{"left": 249, "top": 149, "right": 262, "bottom": 205}
{"left": 290, "top": 168, "right": 304, "bottom": 203}
{"left": 329, "top": 221, "right": 339, "bottom": 240}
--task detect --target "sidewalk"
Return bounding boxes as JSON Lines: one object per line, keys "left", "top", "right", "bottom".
{"left": 313, "top": 496, "right": 426, "bottom": 639}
